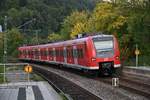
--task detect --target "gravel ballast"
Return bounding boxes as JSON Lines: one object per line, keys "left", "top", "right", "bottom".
{"left": 33, "top": 65, "right": 149, "bottom": 100}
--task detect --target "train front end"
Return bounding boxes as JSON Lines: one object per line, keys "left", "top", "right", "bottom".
{"left": 90, "top": 35, "right": 121, "bottom": 75}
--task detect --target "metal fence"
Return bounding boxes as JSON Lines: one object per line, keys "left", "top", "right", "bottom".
{"left": 0, "top": 63, "right": 31, "bottom": 83}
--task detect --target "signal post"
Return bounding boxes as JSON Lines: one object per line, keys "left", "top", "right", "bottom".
{"left": 135, "top": 44, "right": 140, "bottom": 67}
{"left": 24, "top": 64, "right": 32, "bottom": 83}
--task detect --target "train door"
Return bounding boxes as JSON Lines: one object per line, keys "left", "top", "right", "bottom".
{"left": 33, "top": 49, "right": 36, "bottom": 60}
{"left": 48, "top": 48, "right": 53, "bottom": 61}
{"left": 41, "top": 48, "right": 46, "bottom": 61}
{"left": 73, "top": 46, "right": 78, "bottom": 64}
{"left": 26, "top": 49, "right": 29, "bottom": 58}
{"left": 30, "top": 49, "right": 32, "bottom": 59}
{"left": 60, "top": 47, "right": 64, "bottom": 62}
{"left": 58, "top": 48, "right": 61, "bottom": 62}
{"left": 23, "top": 50, "right": 26, "bottom": 58}
{"left": 34, "top": 49, "right": 37, "bottom": 60}
{"left": 42, "top": 48, "right": 46, "bottom": 60}
{"left": 40, "top": 48, "right": 43, "bottom": 60}
{"left": 53, "top": 48, "right": 56, "bottom": 61}
{"left": 64, "top": 47, "right": 67, "bottom": 63}
{"left": 77, "top": 44, "right": 86, "bottom": 66}
{"left": 55, "top": 48, "right": 59, "bottom": 62}
{"left": 34, "top": 49, "right": 38, "bottom": 60}
{"left": 46, "top": 48, "right": 49, "bottom": 60}
{"left": 67, "top": 46, "right": 74, "bottom": 64}
{"left": 38, "top": 48, "right": 41, "bottom": 60}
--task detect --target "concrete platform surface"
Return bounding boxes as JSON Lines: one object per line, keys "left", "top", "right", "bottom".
{"left": 0, "top": 81, "right": 62, "bottom": 100}
{"left": 124, "top": 66, "right": 150, "bottom": 77}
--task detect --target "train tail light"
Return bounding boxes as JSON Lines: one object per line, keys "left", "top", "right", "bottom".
{"left": 91, "top": 57, "right": 96, "bottom": 61}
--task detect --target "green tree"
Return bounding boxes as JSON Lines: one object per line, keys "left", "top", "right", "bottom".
{"left": 86, "top": 2, "right": 127, "bottom": 35}
{"left": 7, "top": 28, "right": 23, "bottom": 57}
{"left": 47, "top": 33, "right": 63, "bottom": 42}
{"left": 110, "top": 0, "right": 150, "bottom": 65}
{"left": 0, "top": 32, "right": 4, "bottom": 62}
{"left": 7, "top": 8, "right": 21, "bottom": 27}
{"left": 60, "top": 11, "right": 89, "bottom": 39}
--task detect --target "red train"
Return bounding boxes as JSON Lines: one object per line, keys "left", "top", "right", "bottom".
{"left": 18, "top": 34, "right": 121, "bottom": 75}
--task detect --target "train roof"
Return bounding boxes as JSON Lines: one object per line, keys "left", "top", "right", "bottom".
{"left": 19, "top": 34, "right": 114, "bottom": 49}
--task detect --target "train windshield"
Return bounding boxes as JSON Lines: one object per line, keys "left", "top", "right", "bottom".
{"left": 93, "top": 37, "right": 114, "bottom": 57}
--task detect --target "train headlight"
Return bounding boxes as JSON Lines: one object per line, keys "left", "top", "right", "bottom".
{"left": 116, "top": 56, "right": 119, "bottom": 60}
{"left": 91, "top": 57, "right": 96, "bottom": 61}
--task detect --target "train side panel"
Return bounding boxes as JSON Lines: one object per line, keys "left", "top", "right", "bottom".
{"left": 18, "top": 35, "right": 121, "bottom": 75}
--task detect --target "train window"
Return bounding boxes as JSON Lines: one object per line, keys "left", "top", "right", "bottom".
{"left": 67, "top": 49, "right": 69, "bottom": 57}
{"left": 24, "top": 50, "right": 26, "bottom": 56}
{"left": 40, "top": 51, "right": 42, "bottom": 56}
{"left": 26, "top": 50, "right": 28, "bottom": 56}
{"left": 19, "top": 51, "right": 22, "bottom": 55}
{"left": 58, "top": 50, "right": 61, "bottom": 57}
{"left": 24, "top": 50, "right": 26, "bottom": 57}
{"left": 51, "top": 50, "right": 53, "bottom": 56}
{"left": 49, "top": 50, "right": 51, "bottom": 56}
{"left": 42, "top": 51, "right": 45, "bottom": 56}
{"left": 62, "top": 50, "right": 64, "bottom": 57}
{"left": 77, "top": 49, "right": 79, "bottom": 58}
{"left": 34, "top": 49, "right": 39, "bottom": 59}
{"left": 57, "top": 50, "right": 59, "bottom": 57}
{"left": 32, "top": 50, "right": 34, "bottom": 56}
{"left": 23, "top": 51, "right": 24, "bottom": 55}
{"left": 34, "top": 50, "right": 36, "bottom": 58}
{"left": 93, "top": 37, "right": 113, "bottom": 50}
{"left": 77, "top": 49, "right": 84, "bottom": 58}
{"left": 40, "top": 51, "right": 43, "bottom": 56}
{"left": 41, "top": 50, "right": 43, "bottom": 56}
{"left": 28, "top": 51, "right": 31, "bottom": 56}
{"left": 56, "top": 50, "right": 58, "bottom": 57}
{"left": 59, "top": 50, "right": 61, "bottom": 57}
{"left": 36, "top": 50, "right": 39, "bottom": 56}
{"left": 73, "top": 49, "right": 77, "bottom": 58}
{"left": 71, "top": 49, "right": 73, "bottom": 57}
{"left": 44, "top": 50, "right": 47, "bottom": 56}
{"left": 81, "top": 49, "right": 84, "bottom": 58}
{"left": 60, "top": 50, "right": 63, "bottom": 57}
{"left": 23, "top": 50, "right": 25, "bottom": 55}
{"left": 93, "top": 38, "right": 114, "bottom": 57}
{"left": 49, "top": 50, "right": 53, "bottom": 57}
{"left": 33, "top": 50, "right": 35, "bottom": 56}
{"left": 94, "top": 40, "right": 113, "bottom": 50}
{"left": 29, "top": 50, "right": 31, "bottom": 56}
{"left": 53, "top": 49, "right": 56, "bottom": 57}
{"left": 58, "top": 50, "right": 60, "bottom": 57}
{"left": 67, "top": 49, "right": 70, "bottom": 57}
{"left": 64, "top": 48, "right": 67, "bottom": 58}
{"left": 46, "top": 49, "right": 49, "bottom": 56}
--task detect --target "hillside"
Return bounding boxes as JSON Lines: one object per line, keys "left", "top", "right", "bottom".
{"left": 0, "top": 0, "right": 99, "bottom": 34}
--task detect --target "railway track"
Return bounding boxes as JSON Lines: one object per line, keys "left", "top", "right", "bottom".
{"left": 23, "top": 62, "right": 149, "bottom": 100}
{"left": 95, "top": 75, "right": 150, "bottom": 99}
{"left": 33, "top": 65, "right": 102, "bottom": 100}
{"left": 54, "top": 63, "right": 150, "bottom": 98}
{"left": 48, "top": 64, "right": 150, "bottom": 99}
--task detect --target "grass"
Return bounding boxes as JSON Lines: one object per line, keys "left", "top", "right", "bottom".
{"left": 6, "top": 66, "right": 19, "bottom": 71}
{"left": 0, "top": 66, "right": 4, "bottom": 83}
{"left": 123, "top": 55, "right": 150, "bottom": 67}
{"left": 31, "top": 73, "right": 45, "bottom": 81}
{"left": 59, "top": 93, "right": 69, "bottom": 100}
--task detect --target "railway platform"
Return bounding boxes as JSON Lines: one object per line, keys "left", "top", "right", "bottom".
{"left": 123, "top": 66, "right": 150, "bottom": 78}
{"left": 0, "top": 81, "right": 62, "bottom": 100}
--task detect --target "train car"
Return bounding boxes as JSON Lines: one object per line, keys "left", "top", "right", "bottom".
{"left": 18, "top": 34, "right": 121, "bottom": 75}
